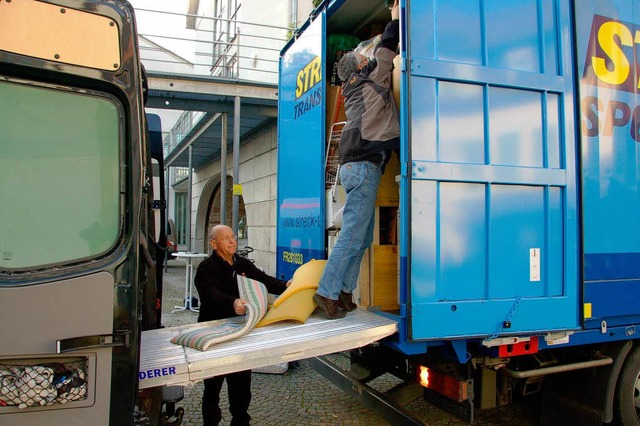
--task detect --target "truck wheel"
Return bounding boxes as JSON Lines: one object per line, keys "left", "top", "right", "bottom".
{"left": 615, "top": 345, "right": 640, "bottom": 425}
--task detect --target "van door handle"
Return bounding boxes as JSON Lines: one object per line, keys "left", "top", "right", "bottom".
{"left": 56, "top": 330, "right": 130, "bottom": 353}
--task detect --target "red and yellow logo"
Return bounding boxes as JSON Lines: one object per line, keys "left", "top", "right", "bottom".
{"left": 582, "top": 15, "right": 640, "bottom": 93}
{"left": 581, "top": 15, "right": 640, "bottom": 141}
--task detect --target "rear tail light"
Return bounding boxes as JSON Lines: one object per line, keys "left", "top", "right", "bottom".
{"left": 418, "top": 366, "right": 470, "bottom": 402}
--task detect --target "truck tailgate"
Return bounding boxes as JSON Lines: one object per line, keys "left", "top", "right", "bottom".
{"left": 138, "top": 308, "right": 397, "bottom": 389}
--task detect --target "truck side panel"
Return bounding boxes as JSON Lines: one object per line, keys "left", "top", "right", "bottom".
{"left": 406, "top": 0, "right": 579, "bottom": 339}
{"left": 276, "top": 14, "right": 327, "bottom": 280}
{"left": 576, "top": 0, "right": 640, "bottom": 330}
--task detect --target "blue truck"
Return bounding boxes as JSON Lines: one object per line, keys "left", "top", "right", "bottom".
{"left": 276, "top": 0, "right": 640, "bottom": 423}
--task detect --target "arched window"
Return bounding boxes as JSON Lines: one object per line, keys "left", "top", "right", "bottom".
{"left": 204, "top": 176, "right": 247, "bottom": 243}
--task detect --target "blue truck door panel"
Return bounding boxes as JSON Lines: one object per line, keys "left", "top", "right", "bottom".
{"left": 276, "top": 14, "right": 326, "bottom": 280}
{"left": 407, "top": 0, "right": 579, "bottom": 339}
{"left": 575, "top": 0, "right": 640, "bottom": 329}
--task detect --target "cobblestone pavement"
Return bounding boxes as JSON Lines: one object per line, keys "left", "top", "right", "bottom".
{"left": 160, "top": 261, "right": 537, "bottom": 426}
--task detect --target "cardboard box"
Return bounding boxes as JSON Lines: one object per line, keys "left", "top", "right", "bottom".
{"left": 326, "top": 86, "right": 346, "bottom": 139}
{"left": 376, "top": 150, "right": 400, "bottom": 207}
{"left": 372, "top": 244, "right": 399, "bottom": 311}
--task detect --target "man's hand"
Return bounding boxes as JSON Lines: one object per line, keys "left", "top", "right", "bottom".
{"left": 391, "top": 0, "right": 399, "bottom": 20}
{"left": 233, "top": 298, "right": 248, "bottom": 315}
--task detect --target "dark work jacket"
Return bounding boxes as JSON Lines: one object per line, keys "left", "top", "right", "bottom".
{"left": 338, "top": 19, "right": 400, "bottom": 166}
{"left": 194, "top": 252, "right": 288, "bottom": 322}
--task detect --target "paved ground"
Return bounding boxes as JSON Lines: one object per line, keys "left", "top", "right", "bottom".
{"left": 159, "top": 261, "right": 537, "bottom": 426}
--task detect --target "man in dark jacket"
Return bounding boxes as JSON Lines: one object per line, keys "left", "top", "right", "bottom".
{"left": 195, "top": 224, "right": 289, "bottom": 426}
{"left": 314, "top": 1, "right": 400, "bottom": 319}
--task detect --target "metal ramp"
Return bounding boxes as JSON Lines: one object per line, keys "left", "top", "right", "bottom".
{"left": 139, "top": 309, "right": 398, "bottom": 389}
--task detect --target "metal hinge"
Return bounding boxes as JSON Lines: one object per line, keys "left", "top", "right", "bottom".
{"left": 56, "top": 330, "right": 130, "bottom": 353}
{"left": 482, "top": 336, "right": 531, "bottom": 348}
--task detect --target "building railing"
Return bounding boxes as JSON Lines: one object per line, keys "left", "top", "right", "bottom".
{"left": 163, "top": 110, "right": 206, "bottom": 159}
{"left": 172, "top": 167, "right": 190, "bottom": 185}
{"left": 134, "top": 6, "right": 290, "bottom": 161}
{"left": 134, "top": 7, "right": 290, "bottom": 83}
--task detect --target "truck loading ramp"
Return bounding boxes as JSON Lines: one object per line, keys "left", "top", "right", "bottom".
{"left": 139, "top": 308, "right": 398, "bottom": 389}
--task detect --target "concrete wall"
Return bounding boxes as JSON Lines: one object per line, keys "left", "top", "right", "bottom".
{"left": 191, "top": 121, "right": 280, "bottom": 277}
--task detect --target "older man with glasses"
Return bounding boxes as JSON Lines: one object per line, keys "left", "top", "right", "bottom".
{"left": 194, "top": 224, "right": 290, "bottom": 426}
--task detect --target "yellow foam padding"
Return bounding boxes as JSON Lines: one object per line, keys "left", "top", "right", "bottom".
{"left": 255, "top": 259, "right": 326, "bottom": 327}
{"left": 273, "top": 259, "right": 326, "bottom": 307}
{"left": 255, "top": 288, "right": 318, "bottom": 327}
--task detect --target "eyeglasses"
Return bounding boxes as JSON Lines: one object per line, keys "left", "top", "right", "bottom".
{"left": 219, "top": 235, "right": 237, "bottom": 242}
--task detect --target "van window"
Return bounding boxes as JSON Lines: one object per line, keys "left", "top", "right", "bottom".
{"left": 0, "top": 80, "right": 120, "bottom": 270}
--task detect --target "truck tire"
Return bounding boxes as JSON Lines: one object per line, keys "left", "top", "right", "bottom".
{"left": 615, "top": 344, "right": 640, "bottom": 425}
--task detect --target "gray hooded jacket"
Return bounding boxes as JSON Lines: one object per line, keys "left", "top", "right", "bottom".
{"left": 338, "top": 19, "right": 400, "bottom": 165}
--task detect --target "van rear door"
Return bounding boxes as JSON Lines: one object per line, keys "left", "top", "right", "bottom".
{"left": 0, "top": 1, "right": 146, "bottom": 424}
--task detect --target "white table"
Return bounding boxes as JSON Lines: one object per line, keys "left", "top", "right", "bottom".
{"left": 172, "top": 252, "right": 208, "bottom": 312}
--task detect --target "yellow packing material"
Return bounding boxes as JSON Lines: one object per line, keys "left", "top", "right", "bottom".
{"left": 255, "top": 259, "right": 326, "bottom": 327}
{"left": 273, "top": 259, "right": 326, "bottom": 307}
{"left": 255, "top": 288, "right": 318, "bottom": 328}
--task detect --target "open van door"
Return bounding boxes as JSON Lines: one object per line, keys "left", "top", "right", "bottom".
{"left": 0, "top": 1, "right": 149, "bottom": 424}
{"left": 276, "top": 13, "right": 327, "bottom": 280}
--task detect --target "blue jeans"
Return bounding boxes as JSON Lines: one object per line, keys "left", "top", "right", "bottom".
{"left": 317, "top": 158, "right": 383, "bottom": 300}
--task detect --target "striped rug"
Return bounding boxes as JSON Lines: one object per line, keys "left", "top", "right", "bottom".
{"left": 170, "top": 275, "right": 269, "bottom": 351}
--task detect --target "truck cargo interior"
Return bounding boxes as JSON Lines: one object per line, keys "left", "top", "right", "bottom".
{"left": 325, "top": 0, "right": 402, "bottom": 314}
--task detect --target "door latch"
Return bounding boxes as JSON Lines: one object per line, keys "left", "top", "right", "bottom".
{"left": 57, "top": 330, "right": 130, "bottom": 353}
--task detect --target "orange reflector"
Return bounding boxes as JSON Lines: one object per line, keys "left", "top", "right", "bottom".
{"left": 418, "top": 366, "right": 469, "bottom": 402}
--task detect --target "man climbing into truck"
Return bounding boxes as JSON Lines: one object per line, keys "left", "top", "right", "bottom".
{"left": 313, "top": 0, "right": 400, "bottom": 319}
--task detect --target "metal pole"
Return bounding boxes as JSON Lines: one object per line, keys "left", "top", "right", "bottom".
{"left": 164, "top": 166, "right": 171, "bottom": 271}
{"left": 500, "top": 356, "right": 613, "bottom": 379}
{"left": 187, "top": 145, "right": 193, "bottom": 252}
{"left": 226, "top": 0, "right": 231, "bottom": 78}
{"left": 291, "top": 0, "right": 298, "bottom": 30}
{"left": 232, "top": 96, "right": 241, "bottom": 234}
{"left": 236, "top": 28, "right": 241, "bottom": 79}
{"left": 220, "top": 113, "right": 228, "bottom": 225}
